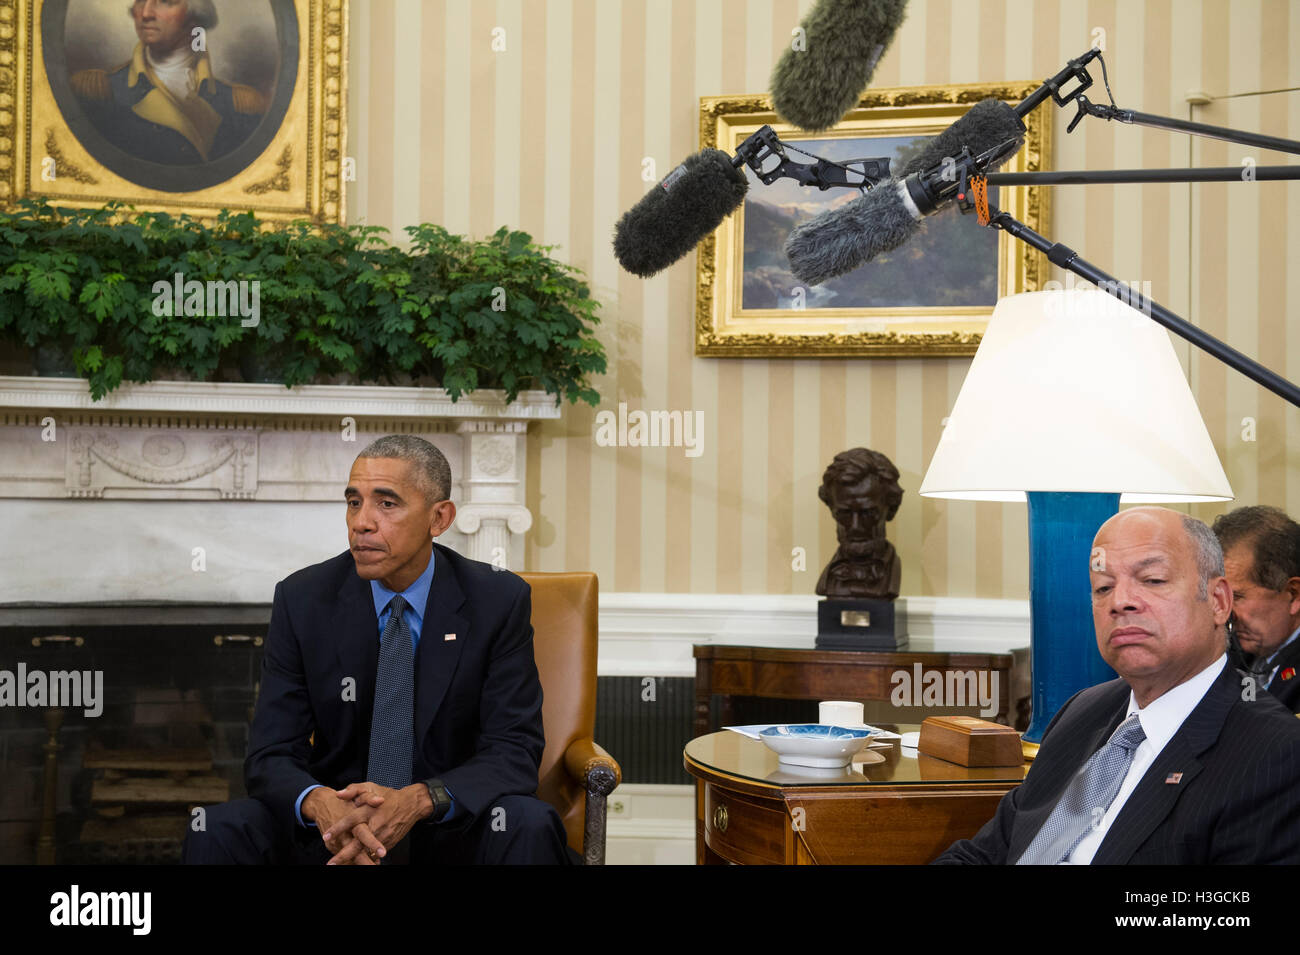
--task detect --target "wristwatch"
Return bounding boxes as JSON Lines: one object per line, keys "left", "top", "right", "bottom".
{"left": 421, "top": 778, "right": 452, "bottom": 823}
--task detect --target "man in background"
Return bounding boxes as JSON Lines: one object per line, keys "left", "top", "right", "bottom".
{"left": 1212, "top": 505, "right": 1300, "bottom": 712}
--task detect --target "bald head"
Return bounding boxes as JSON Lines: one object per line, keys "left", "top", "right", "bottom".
{"left": 1089, "top": 507, "right": 1232, "bottom": 707}
{"left": 1094, "top": 508, "right": 1224, "bottom": 598}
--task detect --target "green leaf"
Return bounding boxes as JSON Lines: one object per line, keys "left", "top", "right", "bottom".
{"left": 0, "top": 206, "right": 605, "bottom": 405}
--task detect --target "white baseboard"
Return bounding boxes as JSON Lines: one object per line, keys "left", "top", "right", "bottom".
{"left": 604, "top": 783, "right": 695, "bottom": 866}
{"left": 597, "top": 594, "right": 1031, "bottom": 677}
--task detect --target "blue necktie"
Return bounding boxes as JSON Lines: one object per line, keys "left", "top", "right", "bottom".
{"left": 1015, "top": 713, "right": 1147, "bottom": 865}
{"left": 367, "top": 594, "right": 414, "bottom": 790}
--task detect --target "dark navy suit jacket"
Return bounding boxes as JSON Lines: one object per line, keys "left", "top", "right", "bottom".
{"left": 1255, "top": 637, "right": 1300, "bottom": 713}
{"left": 73, "top": 62, "right": 262, "bottom": 165}
{"left": 245, "top": 542, "right": 544, "bottom": 829}
{"left": 936, "top": 662, "right": 1300, "bottom": 864}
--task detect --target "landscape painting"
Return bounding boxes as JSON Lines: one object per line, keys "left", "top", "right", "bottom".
{"left": 740, "top": 135, "right": 1000, "bottom": 312}
{"left": 695, "top": 83, "right": 1052, "bottom": 358}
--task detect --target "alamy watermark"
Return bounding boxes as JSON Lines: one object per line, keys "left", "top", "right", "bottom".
{"left": 49, "top": 885, "right": 150, "bottom": 935}
{"left": 594, "top": 402, "right": 703, "bottom": 458}
{"left": 1042, "top": 273, "right": 1153, "bottom": 318}
{"left": 151, "top": 272, "right": 261, "bottom": 327}
{"left": 890, "top": 663, "right": 999, "bottom": 718}
{"left": 0, "top": 663, "right": 103, "bottom": 717}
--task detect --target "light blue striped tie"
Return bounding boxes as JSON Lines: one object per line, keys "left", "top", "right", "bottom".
{"left": 1015, "top": 713, "right": 1146, "bottom": 865}
{"left": 366, "top": 594, "right": 414, "bottom": 789}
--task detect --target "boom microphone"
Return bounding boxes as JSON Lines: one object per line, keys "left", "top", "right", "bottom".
{"left": 785, "top": 181, "right": 921, "bottom": 286}
{"left": 895, "top": 99, "right": 1026, "bottom": 178}
{"left": 785, "top": 102, "right": 1026, "bottom": 286}
{"left": 770, "top": 0, "right": 909, "bottom": 132}
{"left": 613, "top": 149, "right": 749, "bottom": 278}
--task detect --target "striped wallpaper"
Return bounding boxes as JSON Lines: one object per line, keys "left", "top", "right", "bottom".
{"left": 346, "top": 0, "right": 1300, "bottom": 597}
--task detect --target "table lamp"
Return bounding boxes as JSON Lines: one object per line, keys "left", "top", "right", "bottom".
{"left": 919, "top": 289, "right": 1232, "bottom": 748}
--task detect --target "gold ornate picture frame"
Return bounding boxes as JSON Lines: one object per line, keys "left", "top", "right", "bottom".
{"left": 696, "top": 83, "right": 1052, "bottom": 358}
{"left": 0, "top": 0, "right": 347, "bottom": 224}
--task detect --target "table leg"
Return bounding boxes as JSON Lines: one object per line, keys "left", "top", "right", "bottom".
{"left": 693, "top": 690, "right": 711, "bottom": 740}
{"left": 719, "top": 695, "right": 735, "bottom": 728}
{"left": 693, "top": 656, "right": 714, "bottom": 738}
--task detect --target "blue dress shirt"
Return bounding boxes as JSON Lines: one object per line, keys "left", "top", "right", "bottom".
{"left": 295, "top": 549, "right": 458, "bottom": 828}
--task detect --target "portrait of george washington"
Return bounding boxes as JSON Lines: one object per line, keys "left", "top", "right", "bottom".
{"left": 43, "top": 0, "right": 298, "bottom": 192}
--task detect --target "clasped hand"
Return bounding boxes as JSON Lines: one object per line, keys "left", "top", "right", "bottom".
{"left": 308, "top": 781, "right": 430, "bottom": 865}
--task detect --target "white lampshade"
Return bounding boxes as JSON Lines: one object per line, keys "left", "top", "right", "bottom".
{"left": 920, "top": 289, "right": 1233, "bottom": 503}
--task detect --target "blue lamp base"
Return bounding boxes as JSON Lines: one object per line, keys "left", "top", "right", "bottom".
{"left": 1022, "top": 491, "right": 1120, "bottom": 744}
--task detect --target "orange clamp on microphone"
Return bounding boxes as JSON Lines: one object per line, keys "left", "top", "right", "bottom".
{"left": 972, "top": 175, "right": 990, "bottom": 226}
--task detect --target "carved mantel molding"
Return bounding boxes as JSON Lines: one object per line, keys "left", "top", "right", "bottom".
{"left": 0, "top": 376, "right": 565, "bottom": 421}
{"left": 0, "top": 377, "right": 561, "bottom": 577}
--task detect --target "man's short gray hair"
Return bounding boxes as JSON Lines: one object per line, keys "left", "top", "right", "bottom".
{"left": 1181, "top": 514, "right": 1224, "bottom": 600}
{"left": 356, "top": 435, "right": 452, "bottom": 505}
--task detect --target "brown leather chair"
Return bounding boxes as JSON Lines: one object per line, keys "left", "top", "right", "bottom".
{"left": 520, "top": 571, "right": 621, "bottom": 865}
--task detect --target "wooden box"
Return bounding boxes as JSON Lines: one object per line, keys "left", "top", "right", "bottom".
{"left": 918, "top": 715, "right": 1023, "bottom": 767}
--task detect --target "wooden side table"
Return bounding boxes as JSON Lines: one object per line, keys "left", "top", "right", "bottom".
{"left": 693, "top": 645, "right": 1021, "bottom": 737}
{"left": 684, "top": 729, "right": 1026, "bottom": 865}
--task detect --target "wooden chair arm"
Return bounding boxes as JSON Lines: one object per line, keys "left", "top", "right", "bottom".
{"left": 563, "top": 738, "right": 620, "bottom": 865}
{"left": 563, "top": 737, "right": 621, "bottom": 794}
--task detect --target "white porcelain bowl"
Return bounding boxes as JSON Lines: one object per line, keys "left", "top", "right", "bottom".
{"left": 759, "top": 723, "right": 875, "bottom": 768}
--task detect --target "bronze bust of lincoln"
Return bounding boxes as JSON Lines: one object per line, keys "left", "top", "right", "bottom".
{"left": 816, "top": 448, "right": 904, "bottom": 600}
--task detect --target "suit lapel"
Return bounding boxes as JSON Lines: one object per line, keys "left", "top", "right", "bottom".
{"left": 414, "top": 544, "right": 469, "bottom": 745}
{"left": 1091, "top": 665, "right": 1236, "bottom": 864}
{"left": 1272, "top": 671, "right": 1300, "bottom": 710}
{"left": 1266, "top": 637, "right": 1300, "bottom": 695}
{"left": 335, "top": 560, "right": 380, "bottom": 751}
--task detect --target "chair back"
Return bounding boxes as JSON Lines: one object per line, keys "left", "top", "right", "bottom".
{"left": 520, "top": 571, "right": 598, "bottom": 854}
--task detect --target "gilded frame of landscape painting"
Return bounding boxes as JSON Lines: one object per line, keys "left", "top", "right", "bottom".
{"left": 0, "top": 0, "right": 347, "bottom": 224}
{"left": 695, "top": 83, "right": 1052, "bottom": 358}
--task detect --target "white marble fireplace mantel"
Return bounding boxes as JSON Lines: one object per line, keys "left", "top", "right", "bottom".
{"left": 0, "top": 376, "right": 561, "bottom": 604}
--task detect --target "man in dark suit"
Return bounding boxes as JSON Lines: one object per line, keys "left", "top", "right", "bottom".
{"left": 183, "top": 435, "right": 571, "bottom": 864}
{"left": 936, "top": 506, "right": 1300, "bottom": 865}
{"left": 1212, "top": 506, "right": 1300, "bottom": 712}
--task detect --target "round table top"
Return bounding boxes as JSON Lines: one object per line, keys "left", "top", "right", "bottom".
{"left": 683, "top": 727, "right": 1028, "bottom": 789}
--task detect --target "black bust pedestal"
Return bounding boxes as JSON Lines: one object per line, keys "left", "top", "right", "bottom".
{"left": 815, "top": 598, "right": 908, "bottom": 651}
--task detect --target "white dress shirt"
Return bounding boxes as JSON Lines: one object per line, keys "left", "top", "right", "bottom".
{"left": 146, "top": 46, "right": 199, "bottom": 100}
{"left": 1064, "top": 654, "right": 1227, "bottom": 864}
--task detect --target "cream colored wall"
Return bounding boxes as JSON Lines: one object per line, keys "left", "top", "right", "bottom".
{"left": 346, "top": 0, "right": 1300, "bottom": 596}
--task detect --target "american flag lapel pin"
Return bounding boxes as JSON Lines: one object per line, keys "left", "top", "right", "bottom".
{"left": 1165, "top": 772, "right": 1183, "bottom": 784}
{"left": 444, "top": 632, "right": 457, "bottom": 641}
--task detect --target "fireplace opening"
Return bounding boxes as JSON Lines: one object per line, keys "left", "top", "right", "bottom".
{"left": 0, "top": 604, "right": 269, "bottom": 864}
